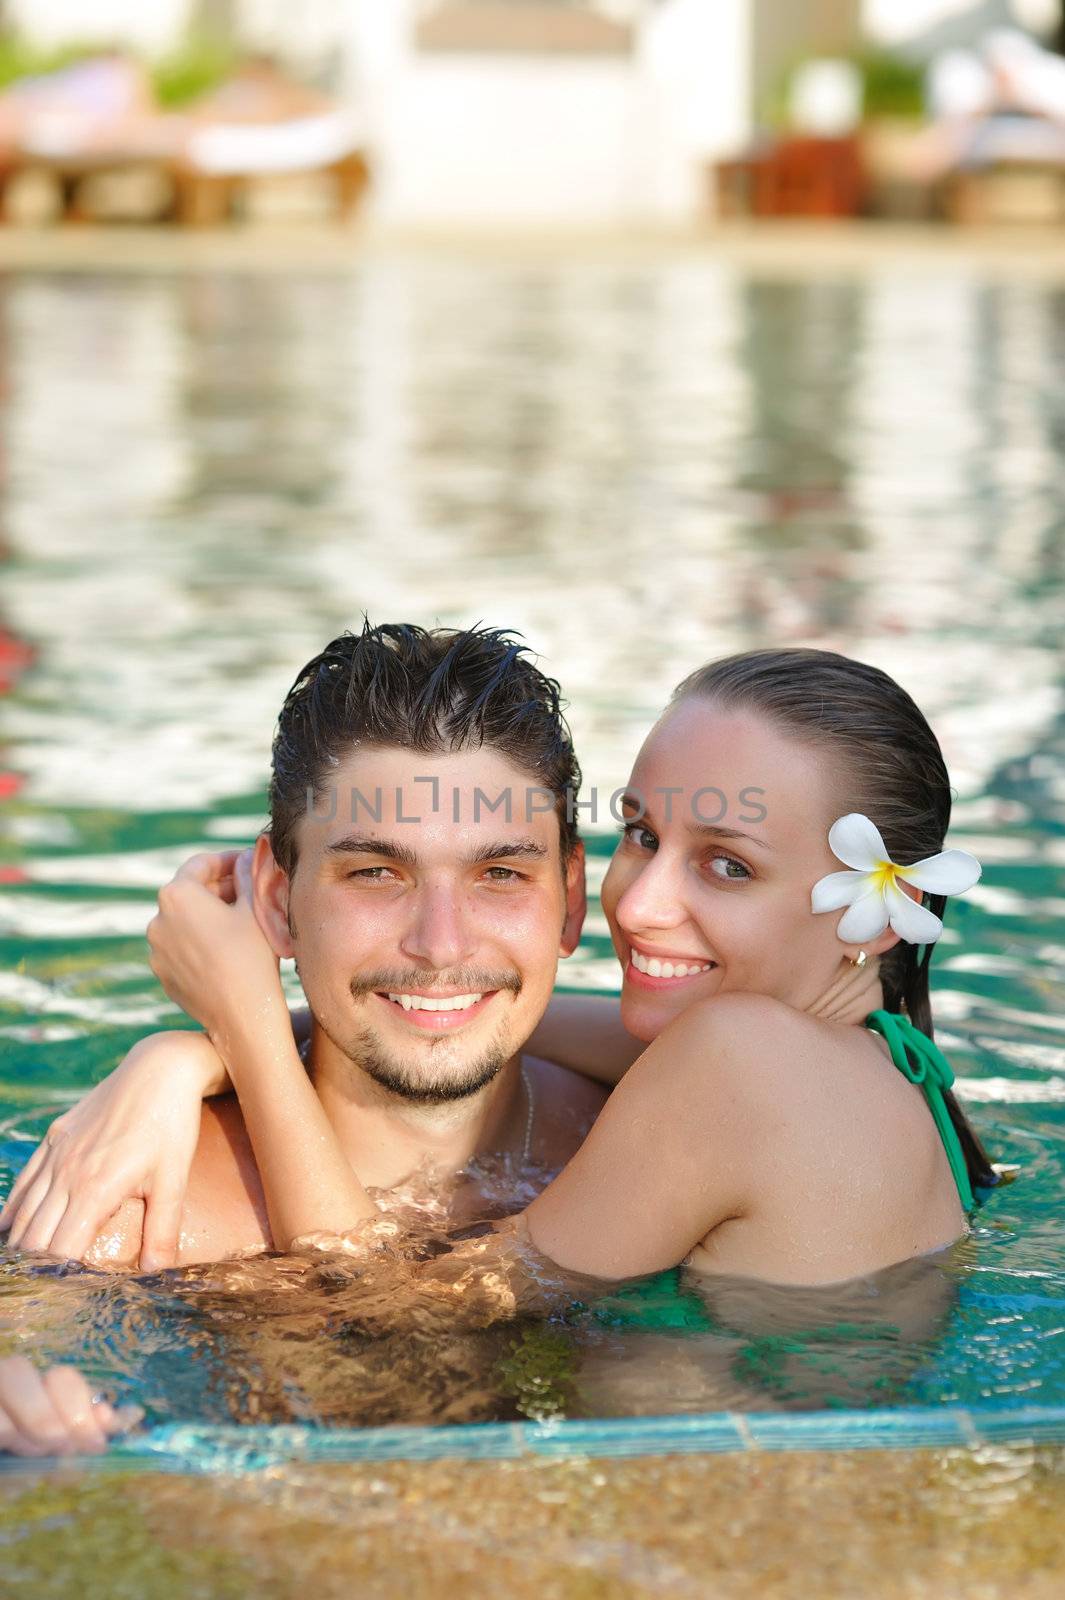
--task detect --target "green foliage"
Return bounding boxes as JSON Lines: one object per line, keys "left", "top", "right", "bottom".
{"left": 0, "top": 36, "right": 99, "bottom": 92}
{"left": 856, "top": 50, "right": 926, "bottom": 121}
{"left": 0, "top": 31, "right": 236, "bottom": 106}
{"left": 764, "top": 49, "right": 927, "bottom": 131}
{"left": 150, "top": 35, "right": 237, "bottom": 108}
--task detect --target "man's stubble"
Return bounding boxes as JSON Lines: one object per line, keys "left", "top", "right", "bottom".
{"left": 299, "top": 959, "right": 523, "bottom": 1107}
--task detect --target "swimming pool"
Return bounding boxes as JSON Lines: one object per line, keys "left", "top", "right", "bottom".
{"left": 0, "top": 247, "right": 1064, "bottom": 1489}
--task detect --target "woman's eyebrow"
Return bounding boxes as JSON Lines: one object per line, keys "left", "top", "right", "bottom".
{"left": 688, "top": 822, "right": 773, "bottom": 852}
{"left": 620, "top": 794, "right": 771, "bottom": 852}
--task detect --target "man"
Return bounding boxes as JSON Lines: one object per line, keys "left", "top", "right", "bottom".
{"left": 0, "top": 621, "right": 614, "bottom": 1272}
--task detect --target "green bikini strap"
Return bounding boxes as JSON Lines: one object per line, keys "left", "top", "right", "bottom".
{"left": 864, "top": 1009, "right": 975, "bottom": 1212}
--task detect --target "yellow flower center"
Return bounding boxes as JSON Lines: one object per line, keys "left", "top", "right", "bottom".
{"left": 870, "top": 860, "right": 900, "bottom": 893}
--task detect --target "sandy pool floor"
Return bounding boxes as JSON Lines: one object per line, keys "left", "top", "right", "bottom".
{"left": 1, "top": 1444, "right": 1063, "bottom": 1599}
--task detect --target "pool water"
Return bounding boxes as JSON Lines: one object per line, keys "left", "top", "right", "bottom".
{"left": 0, "top": 252, "right": 1064, "bottom": 1457}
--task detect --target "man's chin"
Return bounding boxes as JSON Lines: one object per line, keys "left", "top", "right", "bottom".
{"left": 349, "top": 1029, "right": 512, "bottom": 1106}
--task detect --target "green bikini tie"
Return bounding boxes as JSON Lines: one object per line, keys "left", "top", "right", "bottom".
{"left": 864, "top": 1009, "right": 975, "bottom": 1211}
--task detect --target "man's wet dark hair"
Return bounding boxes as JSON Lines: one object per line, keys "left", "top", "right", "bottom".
{"left": 673, "top": 646, "right": 996, "bottom": 1195}
{"left": 269, "top": 621, "right": 581, "bottom": 876}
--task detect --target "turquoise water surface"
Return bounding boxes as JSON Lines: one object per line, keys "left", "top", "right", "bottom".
{"left": 0, "top": 258, "right": 1063, "bottom": 1458}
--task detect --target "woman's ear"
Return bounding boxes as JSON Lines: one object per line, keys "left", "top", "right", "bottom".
{"left": 560, "top": 840, "right": 588, "bottom": 958}
{"left": 251, "top": 833, "right": 295, "bottom": 960}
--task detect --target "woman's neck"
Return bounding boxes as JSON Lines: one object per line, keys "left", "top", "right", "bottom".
{"left": 805, "top": 957, "right": 885, "bottom": 1026}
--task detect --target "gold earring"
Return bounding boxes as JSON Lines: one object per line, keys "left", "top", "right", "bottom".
{"left": 849, "top": 950, "right": 868, "bottom": 969}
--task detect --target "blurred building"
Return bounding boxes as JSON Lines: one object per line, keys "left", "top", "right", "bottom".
{"left": 5, "top": 0, "right": 1059, "bottom": 225}
{"left": 4, "top": 0, "right": 867, "bottom": 224}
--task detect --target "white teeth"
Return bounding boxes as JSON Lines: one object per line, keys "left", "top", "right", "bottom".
{"left": 386, "top": 992, "right": 483, "bottom": 1012}
{"left": 630, "top": 950, "right": 713, "bottom": 979}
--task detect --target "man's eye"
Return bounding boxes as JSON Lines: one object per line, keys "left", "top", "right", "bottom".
{"left": 484, "top": 866, "right": 520, "bottom": 882}
{"left": 347, "top": 866, "right": 395, "bottom": 881}
{"left": 708, "top": 855, "right": 752, "bottom": 882}
{"left": 621, "top": 822, "right": 658, "bottom": 852}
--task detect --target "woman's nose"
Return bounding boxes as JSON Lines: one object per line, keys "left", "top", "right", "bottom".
{"left": 399, "top": 883, "right": 477, "bottom": 971}
{"left": 615, "top": 851, "right": 688, "bottom": 934}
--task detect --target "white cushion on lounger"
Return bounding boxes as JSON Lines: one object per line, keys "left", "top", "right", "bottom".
{"left": 184, "top": 110, "right": 362, "bottom": 175}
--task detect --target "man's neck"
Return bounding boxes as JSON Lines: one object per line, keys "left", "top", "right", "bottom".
{"left": 305, "top": 1024, "right": 528, "bottom": 1191}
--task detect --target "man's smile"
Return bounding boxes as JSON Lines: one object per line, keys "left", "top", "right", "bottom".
{"left": 372, "top": 989, "right": 499, "bottom": 1031}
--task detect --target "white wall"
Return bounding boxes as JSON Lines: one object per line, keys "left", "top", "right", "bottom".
{"left": 5, "top": 0, "right": 193, "bottom": 55}
{"left": 8, "top": 0, "right": 755, "bottom": 227}
{"left": 344, "top": 0, "right": 752, "bottom": 227}
{"left": 381, "top": 57, "right": 646, "bottom": 226}
{"left": 637, "top": 0, "right": 751, "bottom": 221}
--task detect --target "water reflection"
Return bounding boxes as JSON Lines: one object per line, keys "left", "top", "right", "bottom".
{"left": 0, "top": 254, "right": 1063, "bottom": 1425}
{"left": 0, "top": 1208, "right": 969, "bottom": 1427}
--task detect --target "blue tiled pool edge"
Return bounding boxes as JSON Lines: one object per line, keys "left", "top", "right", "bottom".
{"left": 5, "top": 1405, "right": 1065, "bottom": 1476}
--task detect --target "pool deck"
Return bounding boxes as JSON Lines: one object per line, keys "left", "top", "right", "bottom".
{"left": 2, "top": 1445, "right": 1064, "bottom": 1598}
{"left": 1, "top": 219, "right": 1064, "bottom": 281}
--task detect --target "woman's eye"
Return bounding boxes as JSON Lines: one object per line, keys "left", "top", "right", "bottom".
{"left": 708, "top": 855, "right": 751, "bottom": 882}
{"left": 622, "top": 822, "right": 659, "bottom": 852}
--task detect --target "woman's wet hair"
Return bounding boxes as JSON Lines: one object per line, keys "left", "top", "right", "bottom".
{"left": 269, "top": 620, "right": 581, "bottom": 876}
{"left": 673, "top": 647, "right": 996, "bottom": 1193}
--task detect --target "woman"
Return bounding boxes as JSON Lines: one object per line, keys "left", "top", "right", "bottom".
{"left": 0, "top": 648, "right": 993, "bottom": 1450}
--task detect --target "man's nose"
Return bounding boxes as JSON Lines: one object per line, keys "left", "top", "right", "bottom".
{"left": 615, "top": 850, "right": 689, "bottom": 934}
{"left": 399, "top": 882, "right": 477, "bottom": 971}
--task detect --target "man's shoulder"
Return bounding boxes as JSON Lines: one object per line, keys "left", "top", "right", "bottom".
{"left": 179, "top": 1095, "right": 272, "bottom": 1263}
{"left": 86, "top": 1094, "right": 272, "bottom": 1271}
{"left": 524, "top": 1052, "right": 608, "bottom": 1133}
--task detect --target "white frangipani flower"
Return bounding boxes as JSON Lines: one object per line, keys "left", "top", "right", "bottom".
{"left": 811, "top": 813, "right": 981, "bottom": 946}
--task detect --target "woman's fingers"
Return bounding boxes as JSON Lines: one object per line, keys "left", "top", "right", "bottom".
{"left": 0, "top": 1359, "right": 144, "bottom": 1456}
{"left": 0, "top": 1139, "right": 50, "bottom": 1231}
{"left": 10, "top": 1163, "right": 128, "bottom": 1261}
{"left": 4, "top": 1168, "right": 56, "bottom": 1251}
{"left": 0, "top": 1358, "right": 80, "bottom": 1456}
{"left": 12, "top": 1184, "right": 71, "bottom": 1257}
{"left": 46, "top": 1188, "right": 126, "bottom": 1267}
{"left": 173, "top": 850, "right": 241, "bottom": 892}
{"left": 138, "top": 1176, "right": 185, "bottom": 1273}
{"left": 42, "top": 1367, "right": 109, "bottom": 1453}
{"left": 234, "top": 847, "right": 255, "bottom": 906}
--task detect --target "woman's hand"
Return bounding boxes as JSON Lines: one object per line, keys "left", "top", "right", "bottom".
{"left": 147, "top": 847, "right": 283, "bottom": 1049}
{"left": 0, "top": 1357, "right": 143, "bottom": 1457}
{"left": 0, "top": 1031, "right": 221, "bottom": 1270}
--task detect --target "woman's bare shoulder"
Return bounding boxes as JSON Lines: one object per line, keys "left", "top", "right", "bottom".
{"left": 645, "top": 993, "right": 877, "bottom": 1110}
{"left": 648, "top": 992, "right": 813, "bottom": 1067}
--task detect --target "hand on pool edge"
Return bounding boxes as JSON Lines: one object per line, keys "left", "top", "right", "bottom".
{"left": 0, "top": 1357, "right": 144, "bottom": 1458}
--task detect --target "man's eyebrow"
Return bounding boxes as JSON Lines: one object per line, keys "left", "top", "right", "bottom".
{"left": 326, "top": 835, "right": 418, "bottom": 867}
{"left": 465, "top": 839, "right": 549, "bottom": 866}
{"left": 324, "top": 836, "right": 550, "bottom": 868}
